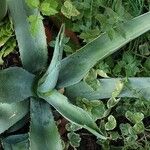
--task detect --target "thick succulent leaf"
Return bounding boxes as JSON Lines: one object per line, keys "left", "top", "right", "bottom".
{"left": 7, "top": 0, "right": 48, "bottom": 73}
{"left": 29, "top": 98, "right": 62, "bottom": 150}
{"left": 0, "top": 101, "right": 29, "bottom": 134}
{"left": 2, "top": 134, "right": 29, "bottom": 150}
{"left": 6, "top": 115, "right": 28, "bottom": 134}
{"left": 0, "top": 0, "right": 7, "bottom": 21}
{"left": 58, "top": 12, "right": 150, "bottom": 88}
{"left": 38, "top": 25, "right": 65, "bottom": 93}
{"left": 39, "top": 90, "right": 107, "bottom": 140}
{"left": 0, "top": 67, "right": 34, "bottom": 103}
{"left": 65, "top": 78, "right": 150, "bottom": 101}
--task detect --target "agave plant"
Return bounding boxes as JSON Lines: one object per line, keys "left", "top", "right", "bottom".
{"left": 0, "top": 0, "right": 150, "bottom": 149}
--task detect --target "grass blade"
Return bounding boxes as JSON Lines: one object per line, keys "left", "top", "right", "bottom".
{"left": 39, "top": 90, "right": 107, "bottom": 140}
{"left": 65, "top": 78, "right": 150, "bottom": 101}
{"left": 0, "top": 67, "right": 34, "bottom": 103}
{"left": 7, "top": 0, "right": 48, "bottom": 73}
{"left": 0, "top": 101, "right": 29, "bottom": 134}
{"left": 29, "top": 98, "right": 63, "bottom": 150}
{"left": 58, "top": 12, "right": 150, "bottom": 88}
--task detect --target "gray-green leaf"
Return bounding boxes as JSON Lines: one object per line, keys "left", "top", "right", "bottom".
{"left": 65, "top": 78, "right": 150, "bottom": 101}
{"left": 0, "top": 101, "right": 29, "bottom": 134}
{"left": 0, "top": 67, "right": 34, "bottom": 103}
{"left": 29, "top": 98, "right": 62, "bottom": 150}
{"left": 2, "top": 134, "right": 29, "bottom": 150}
{"left": 58, "top": 12, "right": 150, "bottom": 88}
{"left": 38, "top": 25, "right": 65, "bottom": 93}
{"left": 39, "top": 90, "right": 107, "bottom": 140}
{"left": 8, "top": 0, "right": 48, "bottom": 73}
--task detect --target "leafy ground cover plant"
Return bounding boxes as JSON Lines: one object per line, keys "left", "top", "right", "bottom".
{"left": 0, "top": 0, "right": 150, "bottom": 149}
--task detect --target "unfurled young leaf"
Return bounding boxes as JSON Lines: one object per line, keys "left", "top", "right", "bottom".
{"left": 105, "top": 115, "right": 117, "bottom": 131}
{"left": 61, "top": 0, "right": 80, "bottom": 19}
{"left": 38, "top": 24, "right": 65, "bottom": 93}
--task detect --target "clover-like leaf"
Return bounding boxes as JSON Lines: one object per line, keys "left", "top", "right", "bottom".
{"left": 105, "top": 115, "right": 117, "bottom": 131}
{"left": 109, "top": 131, "right": 120, "bottom": 140}
{"left": 119, "top": 123, "right": 135, "bottom": 136}
{"left": 76, "top": 98, "right": 106, "bottom": 120}
{"left": 125, "top": 111, "right": 144, "bottom": 124}
{"left": 40, "top": 1, "right": 58, "bottom": 16}
{"left": 66, "top": 123, "right": 82, "bottom": 132}
{"left": 112, "top": 80, "right": 124, "bottom": 98}
{"left": 67, "top": 132, "right": 81, "bottom": 148}
{"left": 25, "top": 0, "right": 39, "bottom": 8}
{"left": 133, "top": 122, "right": 145, "bottom": 134}
{"left": 61, "top": 0, "right": 80, "bottom": 19}
{"left": 107, "top": 97, "right": 120, "bottom": 109}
